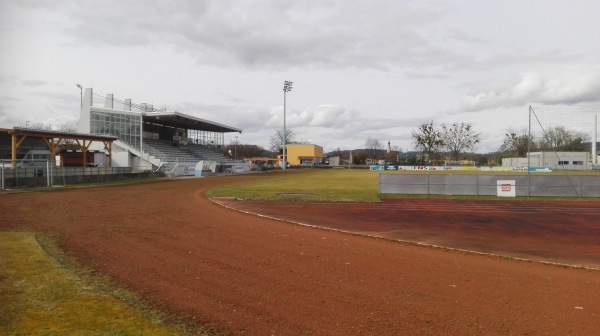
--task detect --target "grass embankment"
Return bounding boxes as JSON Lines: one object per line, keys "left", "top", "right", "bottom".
{"left": 207, "top": 168, "right": 600, "bottom": 202}
{"left": 0, "top": 232, "right": 188, "bottom": 336}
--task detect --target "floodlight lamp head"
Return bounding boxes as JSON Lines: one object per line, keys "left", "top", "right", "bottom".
{"left": 76, "top": 84, "right": 82, "bottom": 89}
{"left": 283, "top": 80, "right": 293, "bottom": 92}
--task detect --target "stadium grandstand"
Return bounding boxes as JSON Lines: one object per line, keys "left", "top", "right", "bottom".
{"left": 78, "top": 88, "right": 245, "bottom": 175}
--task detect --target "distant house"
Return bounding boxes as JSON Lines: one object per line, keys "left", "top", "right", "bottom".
{"left": 328, "top": 155, "right": 340, "bottom": 166}
{"left": 399, "top": 151, "right": 420, "bottom": 164}
{"left": 327, "top": 153, "right": 353, "bottom": 167}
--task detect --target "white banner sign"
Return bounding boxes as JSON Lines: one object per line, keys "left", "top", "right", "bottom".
{"left": 497, "top": 180, "right": 516, "bottom": 197}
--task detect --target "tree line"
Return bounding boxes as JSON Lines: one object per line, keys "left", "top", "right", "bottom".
{"left": 500, "top": 126, "right": 589, "bottom": 157}
{"left": 364, "top": 121, "right": 589, "bottom": 166}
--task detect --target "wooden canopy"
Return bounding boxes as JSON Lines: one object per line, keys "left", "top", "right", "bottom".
{"left": 0, "top": 128, "right": 117, "bottom": 169}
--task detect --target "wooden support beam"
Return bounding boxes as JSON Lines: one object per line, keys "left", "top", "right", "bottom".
{"left": 42, "top": 137, "right": 64, "bottom": 162}
{"left": 10, "top": 133, "right": 29, "bottom": 168}
{"left": 103, "top": 141, "right": 113, "bottom": 167}
{"left": 75, "top": 139, "right": 92, "bottom": 167}
{"left": 11, "top": 133, "right": 16, "bottom": 169}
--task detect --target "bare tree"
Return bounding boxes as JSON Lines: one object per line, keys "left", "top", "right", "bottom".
{"left": 54, "top": 121, "right": 79, "bottom": 145}
{"left": 364, "top": 137, "right": 383, "bottom": 160}
{"left": 56, "top": 121, "right": 78, "bottom": 133}
{"left": 224, "top": 143, "right": 265, "bottom": 158}
{"left": 441, "top": 122, "right": 480, "bottom": 160}
{"left": 269, "top": 128, "right": 297, "bottom": 152}
{"left": 28, "top": 121, "right": 53, "bottom": 130}
{"left": 537, "top": 126, "right": 588, "bottom": 151}
{"left": 412, "top": 121, "right": 443, "bottom": 164}
{"left": 500, "top": 128, "right": 533, "bottom": 157}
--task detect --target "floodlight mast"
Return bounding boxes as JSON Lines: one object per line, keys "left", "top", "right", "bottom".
{"left": 76, "top": 84, "right": 83, "bottom": 109}
{"left": 282, "top": 80, "right": 293, "bottom": 170}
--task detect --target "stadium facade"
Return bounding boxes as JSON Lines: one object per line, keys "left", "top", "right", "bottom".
{"left": 78, "top": 88, "right": 243, "bottom": 173}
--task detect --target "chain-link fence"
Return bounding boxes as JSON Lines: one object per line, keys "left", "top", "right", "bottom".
{"left": 528, "top": 106, "right": 599, "bottom": 170}
{"left": 379, "top": 173, "right": 600, "bottom": 198}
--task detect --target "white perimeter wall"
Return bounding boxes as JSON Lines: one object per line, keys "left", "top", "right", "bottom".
{"left": 502, "top": 152, "right": 590, "bottom": 170}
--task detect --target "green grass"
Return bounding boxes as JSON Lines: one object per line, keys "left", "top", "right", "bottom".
{"left": 0, "top": 232, "right": 221, "bottom": 336}
{"left": 206, "top": 168, "right": 600, "bottom": 202}
{"left": 207, "top": 169, "right": 381, "bottom": 202}
{"left": 204, "top": 169, "right": 404, "bottom": 203}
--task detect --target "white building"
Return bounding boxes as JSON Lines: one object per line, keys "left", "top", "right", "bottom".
{"left": 502, "top": 152, "right": 591, "bottom": 170}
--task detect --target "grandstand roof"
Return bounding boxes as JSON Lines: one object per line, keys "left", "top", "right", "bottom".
{"left": 142, "top": 111, "right": 242, "bottom": 133}
{"left": 1, "top": 127, "right": 117, "bottom": 142}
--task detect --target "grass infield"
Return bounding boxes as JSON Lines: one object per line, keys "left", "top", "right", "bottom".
{"left": 207, "top": 169, "right": 381, "bottom": 202}
{"left": 206, "top": 168, "right": 600, "bottom": 202}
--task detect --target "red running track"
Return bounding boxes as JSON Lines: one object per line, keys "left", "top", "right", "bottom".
{"left": 215, "top": 198, "right": 600, "bottom": 269}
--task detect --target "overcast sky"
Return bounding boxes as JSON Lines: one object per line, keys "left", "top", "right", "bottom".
{"left": 1, "top": 0, "right": 599, "bottom": 153}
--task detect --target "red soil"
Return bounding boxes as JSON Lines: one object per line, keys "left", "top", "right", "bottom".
{"left": 216, "top": 198, "right": 600, "bottom": 269}
{"left": 1, "top": 176, "right": 599, "bottom": 335}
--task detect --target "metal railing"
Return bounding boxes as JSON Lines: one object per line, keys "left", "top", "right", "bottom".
{"left": 1, "top": 159, "right": 133, "bottom": 190}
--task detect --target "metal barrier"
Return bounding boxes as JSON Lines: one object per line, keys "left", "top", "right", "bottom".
{"left": 1, "top": 159, "right": 134, "bottom": 190}
{"left": 379, "top": 173, "right": 600, "bottom": 198}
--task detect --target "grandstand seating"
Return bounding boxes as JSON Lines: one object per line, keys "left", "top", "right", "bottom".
{"left": 142, "top": 138, "right": 236, "bottom": 171}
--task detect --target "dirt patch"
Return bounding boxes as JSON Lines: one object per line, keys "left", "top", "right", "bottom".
{"left": 1, "top": 177, "right": 599, "bottom": 335}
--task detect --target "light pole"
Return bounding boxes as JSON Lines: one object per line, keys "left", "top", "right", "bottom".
{"left": 76, "top": 84, "right": 82, "bottom": 109}
{"left": 282, "top": 80, "right": 293, "bottom": 170}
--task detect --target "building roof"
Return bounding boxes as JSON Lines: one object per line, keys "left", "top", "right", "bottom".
{"left": 1, "top": 127, "right": 118, "bottom": 142}
{"left": 286, "top": 143, "right": 322, "bottom": 147}
{"left": 88, "top": 89, "right": 242, "bottom": 134}
{"left": 142, "top": 111, "right": 242, "bottom": 133}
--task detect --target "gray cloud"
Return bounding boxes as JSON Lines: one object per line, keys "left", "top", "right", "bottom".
{"left": 42, "top": 0, "right": 472, "bottom": 71}
{"left": 21, "top": 79, "right": 48, "bottom": 87}
{"left": 14, "top": 1, "right": 587, "bottom": 75}
{"left": 460, "top": 65, "right": 600, "bottom": 112}
{"left": 0, "top": 102, "right": 23, "bottom": 127}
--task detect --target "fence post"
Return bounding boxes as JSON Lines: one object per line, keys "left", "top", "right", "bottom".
{"left": 528, "top": 106, "right": 531, "bottom": 198}
{"left": 47, "top": 161, "right": 50, "bottom": 187}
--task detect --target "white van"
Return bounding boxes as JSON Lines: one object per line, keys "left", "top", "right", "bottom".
{"left": 17, "top": 149, "right": 52, "bottom": 168}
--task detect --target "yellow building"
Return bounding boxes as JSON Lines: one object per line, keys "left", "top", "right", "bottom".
{"left": 282, "top": 144, "right": 324, "bottom": 166}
